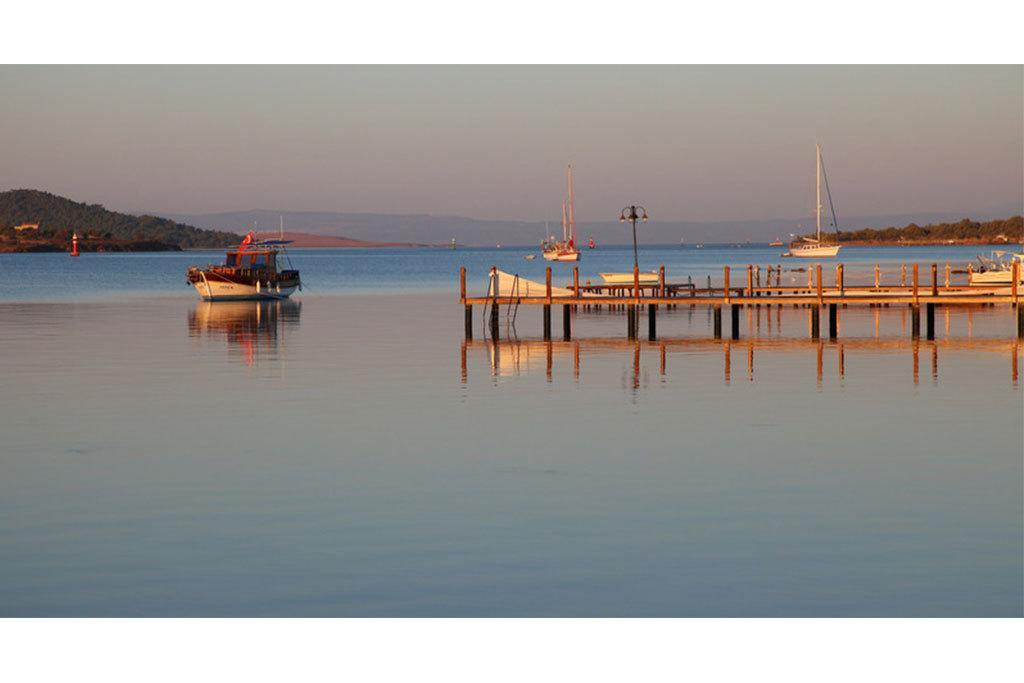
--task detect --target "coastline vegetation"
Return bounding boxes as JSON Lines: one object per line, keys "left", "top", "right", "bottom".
{"left": 0, "top": 189, "right": 240, "bottom": 253}
{"left": 830, "top": 215, "right": 1023, "bottom": 245}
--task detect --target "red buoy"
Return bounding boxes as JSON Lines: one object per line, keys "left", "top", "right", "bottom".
{"left": 70, "top": 232, "right": 80, "bottom": 257}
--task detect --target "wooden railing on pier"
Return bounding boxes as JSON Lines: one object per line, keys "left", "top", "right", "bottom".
{"left": 459, "top": 262, "right": 1024, "bottom": 342}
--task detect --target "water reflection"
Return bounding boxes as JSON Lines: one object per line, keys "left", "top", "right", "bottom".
{"left": 461, "top": 337, "right": 1021, "bottom": 388}
{"left": 188, "top": 300, "right": 301, "bottom": 366}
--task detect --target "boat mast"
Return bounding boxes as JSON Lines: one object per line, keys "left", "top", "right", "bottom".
{"left": 567, "top": 165, "right": 577, "bottom": 246}
{"left": 815, "top": 144, "right": 822, "bottom": 243}
{"left": 561, "top": 201, "right": 568, "bottom": 243}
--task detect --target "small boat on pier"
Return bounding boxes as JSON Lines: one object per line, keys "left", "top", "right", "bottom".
{"left": 187, "top": 231, "right": 301, "bottom": 301}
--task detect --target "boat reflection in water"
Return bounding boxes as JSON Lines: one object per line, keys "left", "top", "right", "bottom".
{"left": 460, "top": 337, "right": 1021, "bottom": 389}
{"left": 188, "top": 300, "right": 301, "bottom": 366}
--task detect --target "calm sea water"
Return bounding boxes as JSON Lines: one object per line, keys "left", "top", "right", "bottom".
{"left": 0, "top": 246, "right": 1021, "bottom": 616}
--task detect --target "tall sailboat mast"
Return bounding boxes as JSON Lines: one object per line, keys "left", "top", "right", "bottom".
{"left": 561, "top": 201, "right": 568, "bottom": 242}
{"left": 567, "top": 165, "right": 577, "bottom": 245}
{"left": 815, "top": 144, "right": 822, "bottom": 243}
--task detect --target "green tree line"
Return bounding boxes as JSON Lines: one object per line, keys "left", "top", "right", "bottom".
{"left": 835, "top": 216, "right": 1023, "bottom": 243}
{"left": 0, "top": 189, "right": 240, "bottom": 248}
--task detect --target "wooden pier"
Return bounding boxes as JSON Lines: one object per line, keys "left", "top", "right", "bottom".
{"left": 459, "top": 262, "right": 1024, "bottom": 341}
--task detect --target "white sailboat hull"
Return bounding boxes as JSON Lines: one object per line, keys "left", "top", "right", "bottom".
{"left": 787, "top": 244, "right": 841, "bottom": 258}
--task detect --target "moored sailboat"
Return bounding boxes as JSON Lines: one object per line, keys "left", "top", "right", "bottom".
{"left": 541, "top": 165, "right": 582, "bottom": 262}
{"left": 784, "top": 144, "right": 842, "bottom": 258}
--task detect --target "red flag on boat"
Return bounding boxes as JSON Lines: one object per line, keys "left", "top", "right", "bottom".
{"left": 239, "top": 231, "right": 254, "bottom": 251}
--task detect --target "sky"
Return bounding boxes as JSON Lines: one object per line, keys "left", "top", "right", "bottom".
{"left": 0, "top": 65, "right": 1021, "bottom": 223}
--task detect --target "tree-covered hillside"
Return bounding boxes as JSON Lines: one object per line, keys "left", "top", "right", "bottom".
{"left": 836, "top": 216, "right": 1023, "bottom": 244}
{"left": 0, "top": 189, "right": 240, "bottom": 249}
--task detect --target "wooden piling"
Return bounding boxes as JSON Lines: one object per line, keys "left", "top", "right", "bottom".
{"left": 543, "top": 267, "right": 552, "bottom": 340}
{"left": 810, "top": 306, "right": 820, "bottom": 339}
{"left": 563, "top": 305, "right": 571, "bottom": 341}
{"left": 573, "top": 267, "right": 580, "bottom": 306}
{"left": 746, "top": 264, "right": 753, "bottom": 296}
{"left": 912, "top": 263, "right": 919, "bottom": 306}
{"left": 713, "top": 305, "right": 722, "bottom": 339}
{"left": 648, "top": 303, "right": 657, "bottom": 341}
{"left": 829, "top": 303, "right": 837, "bottom": 339}
{"left": 731, "top": 304, "right": 740, "bottom": 340}
{"left": 926, "top": 303, "right": 935, "bottom": 340}
{"left": 911, "top": 306, "right": 921, "bottom": 339}
{"left": 659, "top": 265, "right": 666, "bottom": 298}
{"left": 931, "top": 263, "right": 938, "bottom": 296}
{"left": 627, "top": 306, "right": 637, "bottom": 340}
{"left": 837, "top": 263, "right": 844, "bottom": 296}
{"left": 874, "top": 264, "right": 880, "bottom": 288}
{"left": 724, "top": 266, "right": 731, "bottom": 303}
{"left": 816, "top": 265, "right": 823, "bottom": 305}
{"left": 901, "top": 263, "right": 907, "bottom": 287}
{"left": 459, "top": 266, "right": 466, "bottom": 302}
{"left": 464, "top": 304, "right": 473, "bottom": 339}
{"left": 945, "top": 262, "right": 951, "bottom": 289}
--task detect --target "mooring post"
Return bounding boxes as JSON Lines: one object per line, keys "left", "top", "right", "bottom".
{"left": 731, "top": 304, "right": 740, "bottom": 340}
{"left": 829, "top": 303, "right": 837, "bottom": 340}
{"left": 724, "top": 266, "right": 731, "bottom": 304}
{"left": 837, "top": 263, "right": 844, "bottom": 296}
{"left": 562, "top": 304, "right": 571, "bottom": 341}
{"left": 1017, "top": 306, "right": 1024, "bottom": 339}
{"left": 627, "top": 305, "right": 637, "bottom": 340}
{"left": 911, "top": 306, "right": 921, "bottom": 339}
{"left": 874, "top": 263, "right": 880, "bottom": 288}
{"left": 713, "top": 305, "right": 722, "bottom": 339}
{"left": 931, "top": 263, "right": 938, "bottom": 297}
{"left": 461, "top": 266, "right": 472, "bottom": 339}
{"left": 926, "top": 303, "right": 935, "bottom": 340}
{"left": 816, "top": 265, "right": 823, "bottom": 306}
{"left": 573, "top": 267, "right": 580, "bottom": 310}
{"left": 810, "top": 306, "right": 820, "bottom": 339}
{"left": 489, "top": 266, "right": 499, "bottom": 340}
{"left": 944, "top": 262, "right": 951, "bottom": 289}
{"left": 746, "top": 264, "right": 753, "bottom": 296}
{"left": 648, "top": 303, "right": 657, "bottom": 341}
{"left": 543, "top": 267, "right": 552, "bottom": 340}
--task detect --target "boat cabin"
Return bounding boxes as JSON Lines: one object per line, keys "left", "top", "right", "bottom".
{"left": 224, "top": 250, "right": 278, "bottom": 271}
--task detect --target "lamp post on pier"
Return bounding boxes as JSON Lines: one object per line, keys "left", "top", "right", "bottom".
{"left": 619, "top": 205, "right": 648, "bottom": 272}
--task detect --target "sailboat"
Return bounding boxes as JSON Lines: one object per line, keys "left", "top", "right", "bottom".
{"left": 541, "top": 165, "right": 582, "bottom": 262}
{"left": 784, "top": 144, "right": 842, "bottom": 258}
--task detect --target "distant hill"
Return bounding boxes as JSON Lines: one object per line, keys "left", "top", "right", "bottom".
{"left": 0, "top": 189, "right": 240, "bottom": 250}
{"left": 266, "top": 231, "right": 434, "bottom": 248}
{"left": 153, "top": 207, "right": 1022, "bottom": 246}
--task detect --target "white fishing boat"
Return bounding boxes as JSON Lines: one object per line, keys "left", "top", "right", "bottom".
{"left": 541, "top": 165, "right": 582, "bottom": 262}
{"left": 969, "top": 251, "right": 1024, "bottom": 285}
{"left": 599, "top": 271, "right": 659, "bottom": 285}
{"left": 187, "top": 230, "right": 301, "bottom": 301}
{"left": 784, "top": 144, "right": 842, "bottom": 258}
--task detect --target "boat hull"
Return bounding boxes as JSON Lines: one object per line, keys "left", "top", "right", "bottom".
{"left": 600, "top": 272, "right": 659, "bottom": 284}
{"left": 191, "top": 279, "right": 298, "bottom": 301}
{"left": 543, "top": 250, "right": 581, "bottom": 262}
{"left": 786, "top": 245, "right": 841, "bottom": 258}
{"left": 969, "top": 270, "right": 1024, "bottom": 285}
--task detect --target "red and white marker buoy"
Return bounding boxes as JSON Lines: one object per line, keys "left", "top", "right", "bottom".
{"left": 70, "top": 232, "right": 80, "bottom": 257}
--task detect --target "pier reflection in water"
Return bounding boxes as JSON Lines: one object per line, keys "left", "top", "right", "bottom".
{"left": 188, "top": 300, "right": 301, "bottom": 366}
{"left": 461, "top": 337, "right": 1021, "bottom": 388}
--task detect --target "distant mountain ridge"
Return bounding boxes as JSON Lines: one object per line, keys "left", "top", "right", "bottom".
{"left": 153, "top": 207, "right": 1021, "bottom": 247}
{"left": 1, "top": 189, "right": 238, "bottom": 249}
